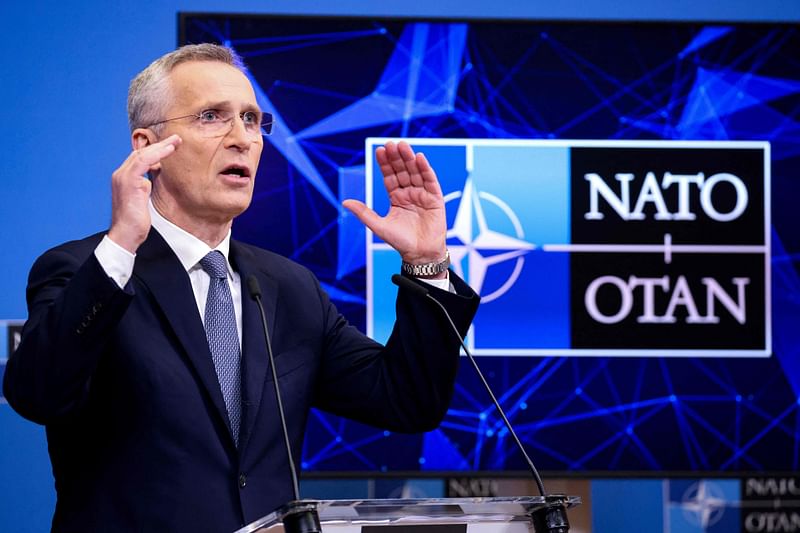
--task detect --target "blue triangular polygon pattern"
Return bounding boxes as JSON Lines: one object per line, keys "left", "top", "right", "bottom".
{"left": 319, "top": 282, "right": 365, "bottom": 305}
{"left": 421, "top": 429, "right": 469, "bottom": 470}
{"left": 243, "top": 72, "right": 339, "bottom": 208}
{"left": 679, "top": 26, "right": 733, "bottom": 58}
{"left": 678, "top": 68, "right": 800, "bottom": 138}
{"left": 296, "top": 22, "right": 466, "bottom": 139}
{"left": 771, "top": 230, "right": 800, "bottom": 397}
{"left": 295, "top": 94, "right": 447, "bottom": 139}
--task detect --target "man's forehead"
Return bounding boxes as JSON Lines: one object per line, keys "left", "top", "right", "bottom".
{"left": 168, "top": 60, "right": 257, "bottom": 104}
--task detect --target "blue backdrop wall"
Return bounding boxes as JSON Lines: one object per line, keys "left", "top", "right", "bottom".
{"left": 1, "top": 1, "right": 799, "bottom": 531}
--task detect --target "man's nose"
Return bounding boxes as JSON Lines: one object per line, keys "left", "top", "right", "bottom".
{"left": 223, "top": 115, "right": 252, "bottom": 148}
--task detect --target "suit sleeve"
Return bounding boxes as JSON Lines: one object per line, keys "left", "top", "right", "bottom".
{"left": 313, "top": 270, "right": 479, "bottom": 432}
{"left": 2, "top": 242, "right": 134, "bottom": 424}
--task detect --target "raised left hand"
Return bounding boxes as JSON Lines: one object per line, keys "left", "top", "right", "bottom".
{"left": 343, "top": 141, "right": 447, "bottom": 266}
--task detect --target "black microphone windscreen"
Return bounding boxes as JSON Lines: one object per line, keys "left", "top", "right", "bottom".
{"left": 391, "top": 274, "right": 430, "bottom": 297}
{"left": 246, "top": 274, "right": 262, "bottom": 299}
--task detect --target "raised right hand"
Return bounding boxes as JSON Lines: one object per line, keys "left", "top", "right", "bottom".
{"left": 107, "top": 135, "right": 181, "bottom": 253}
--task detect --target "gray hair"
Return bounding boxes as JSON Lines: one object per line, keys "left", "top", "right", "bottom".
{"left": 127, "top": 43, "right": 246, "bottom": 133}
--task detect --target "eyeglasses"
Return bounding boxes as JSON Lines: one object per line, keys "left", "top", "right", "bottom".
{"left": 146, "top": 109, "right": 274, "bottom": 138}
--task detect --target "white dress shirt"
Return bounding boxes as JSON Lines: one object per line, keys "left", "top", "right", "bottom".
{"left": 93, "top": 202, "right": 451, "bottom": 348}
{"left": 94, "top": 202, "right": 243, "bottom": 345}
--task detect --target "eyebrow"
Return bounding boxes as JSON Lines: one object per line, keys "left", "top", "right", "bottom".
{"left": 199, "top": 101, "right": 263, "bottom": 115}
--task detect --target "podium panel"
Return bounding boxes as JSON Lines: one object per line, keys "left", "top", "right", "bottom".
{"left": 235, "top": 496, "right": 580, "bottom": 533}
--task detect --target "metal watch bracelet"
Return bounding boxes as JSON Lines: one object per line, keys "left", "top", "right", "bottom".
{"left": 401, "top": 250, "right": 450, "bottom": 277}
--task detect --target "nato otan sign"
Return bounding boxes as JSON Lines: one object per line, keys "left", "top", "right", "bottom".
{"left": 367, "top": 139, "right": 770, "bottom": 357}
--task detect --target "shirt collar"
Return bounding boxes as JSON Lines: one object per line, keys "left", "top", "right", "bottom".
{"left": 149, "top": 200, "right": 232, "bottom": 275}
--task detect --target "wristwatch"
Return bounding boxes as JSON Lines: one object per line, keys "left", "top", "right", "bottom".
{"left": 401, "top": 250, "right": 450, "bottom": 277}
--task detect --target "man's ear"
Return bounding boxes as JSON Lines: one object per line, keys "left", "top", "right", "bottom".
{"left": 132, "top": 128, "right": 157, "bottom": 150}
{"left": 131, "top": 128, "right": 164, "bottom": 176}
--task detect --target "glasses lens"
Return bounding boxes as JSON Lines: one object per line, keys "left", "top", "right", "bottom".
{"left": 261, "top": 113, "right": 274, "bottom": 136}
{"left": 196, "top": 111, "right": 272, "bottom": 138}
{"left": 197, "top": 111, "right": 232, "bottom": 138}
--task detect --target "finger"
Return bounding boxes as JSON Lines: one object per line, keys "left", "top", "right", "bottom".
{"left": 128, "top": 133, "right": 181, "bottom": 162}
{"left": 375, "top": 143, "right": 390, "bottom": 168}
{"left": 375, "top": 146, "right": 399, "bottom": 191}
{"left": 382, "top": 141, "right": 412, "bottom": 188}
{"left": 126, "top": 134, "right": 182, "bottom": 176}
{"left": 342, "top": 199, "right": 385, "bottom": 235}
{"left": 139, "top": 176, "right": 153, "bottom": 195}
{"left": 396, "top": 142, "right": 424, "bottom": 187}
{"left": 416, "top": 153, "right": 443, "bottom": 196}
{"left": 375, "top": 142, "right": 398, "bottom": 177}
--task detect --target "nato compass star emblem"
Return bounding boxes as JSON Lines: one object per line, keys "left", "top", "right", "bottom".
{"left": 680, "top": 480, "right": 728, "bottom": 529}
{"left": 445, "top": 178, "right": 535, "bottom": 303}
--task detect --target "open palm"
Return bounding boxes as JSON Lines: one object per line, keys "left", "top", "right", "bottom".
{"left": 343, "top": 141, "right": 447, "bottom": 265}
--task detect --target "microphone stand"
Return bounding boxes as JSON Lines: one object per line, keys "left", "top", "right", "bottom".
{"left": 392, "top": 274, "right": 571, "bottom": 533}
{"left": 248, "top": 276, "right": 321, "bottom": 533}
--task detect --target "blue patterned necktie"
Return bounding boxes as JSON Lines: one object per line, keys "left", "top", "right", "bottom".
{"left": 199, "top": 251, "right": 242, "bottom": 447}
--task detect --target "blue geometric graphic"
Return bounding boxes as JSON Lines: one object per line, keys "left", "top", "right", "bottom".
{"left": 296, "top": 23, "right": 467, "bottom": 140}
{"left": 184, "top": 16, "right": 800, "bottom": 474}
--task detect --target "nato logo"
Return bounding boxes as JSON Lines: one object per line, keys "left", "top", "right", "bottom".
{"left": 666, "top": 479, "right": 741, "bottom": 533}
{"left": 366, "top": 138, "right": 770, "bottom": 357}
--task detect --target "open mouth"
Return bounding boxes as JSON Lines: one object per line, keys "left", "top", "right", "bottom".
{"left": 220, "top": 164, "right": 251, "bottom": 178}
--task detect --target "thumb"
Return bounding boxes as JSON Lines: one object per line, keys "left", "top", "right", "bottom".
{"left": 342, "top": 199, "right": 385, "bottom": 235}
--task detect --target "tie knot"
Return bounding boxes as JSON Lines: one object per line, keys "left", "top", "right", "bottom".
{"left": 199, "top": 251, "right": 228, "bottom": 280}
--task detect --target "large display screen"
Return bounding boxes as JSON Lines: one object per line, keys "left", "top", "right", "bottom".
{"left": 182, "top": 14, "right": 800, "bottom": 474}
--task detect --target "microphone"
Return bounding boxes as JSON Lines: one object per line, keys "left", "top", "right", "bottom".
{"left": 247, "top": 275, "right": 321, "bottom": 533}
{"left": 391, "top": 274, "right": 570, "bottom": 533}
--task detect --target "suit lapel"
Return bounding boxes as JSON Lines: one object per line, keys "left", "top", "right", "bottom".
{"left": 230, "top": 241, "right": 278, "bottom": 454}
{"left": 133, "top": 229, "right": 235, "bottom": 445}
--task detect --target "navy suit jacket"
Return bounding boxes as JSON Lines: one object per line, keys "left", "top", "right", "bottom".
{"left": 3, "top": 229, "right": 479, "bottom": 532}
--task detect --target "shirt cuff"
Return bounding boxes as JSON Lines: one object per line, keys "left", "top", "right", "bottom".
{"left": 417, "top": 271, "right": 453, "bottom": 293}
{"left": 94, "top": 235, "right": 136, "bottom": 289}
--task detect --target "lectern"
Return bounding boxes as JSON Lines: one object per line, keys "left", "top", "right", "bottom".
{"left": 235, "top": 495, "right": 580, "bottom": 533}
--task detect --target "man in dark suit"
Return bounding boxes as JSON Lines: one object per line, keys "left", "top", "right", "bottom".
{"left": 3, "top": 44, "right": 478, "bottom": 532}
